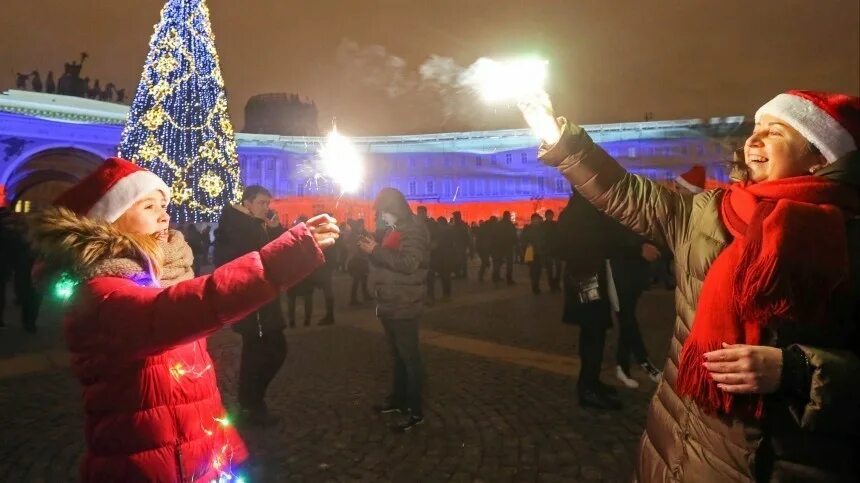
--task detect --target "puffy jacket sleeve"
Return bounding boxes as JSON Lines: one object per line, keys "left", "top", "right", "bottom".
{"left": 786, "top": 216, "right": 860, "bottom": 435}
{"left": 79, "top": 224, "right": 324, "bottom": 359}
{"left": 538, "top": 118, "right": 694, "bottom": 253}
{"left": 369, "top": 222, "right": 429, "bottom": 275}
{"left": 788, "top": 344, "right": 860, "bottom": 435}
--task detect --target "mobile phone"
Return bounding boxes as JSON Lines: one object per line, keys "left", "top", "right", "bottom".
{"left": 266, "top": 209, "right": 277, "bottom": 220}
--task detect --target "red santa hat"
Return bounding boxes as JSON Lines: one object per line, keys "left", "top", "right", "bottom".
{"left": 675, "top": 165, "right": 706, "bottom": 193}
{"left": 54, "top": 157, "right": 170, "bottom": 222}
{"left": 755, "top": 90, "right": 860, "bottom": 164}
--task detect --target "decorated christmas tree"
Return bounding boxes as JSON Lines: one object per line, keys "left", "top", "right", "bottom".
{"left": 119, "top": 0, "right": 242, "bottom": 223}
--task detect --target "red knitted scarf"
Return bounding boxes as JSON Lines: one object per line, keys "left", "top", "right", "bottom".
{"left": 676, "top": 176, "right": 858, "bottom": 418}
{"left": 382, "top": 229, "right": 402, "bottom": 250}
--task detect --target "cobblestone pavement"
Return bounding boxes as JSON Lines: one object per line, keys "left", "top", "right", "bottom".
{"left": 0, "top": 263, "right": 675, "bottom": 482}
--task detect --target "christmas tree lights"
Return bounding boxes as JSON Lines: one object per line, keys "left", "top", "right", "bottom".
{"left": 119, "top": 0, "right": 242, "bottom": 223}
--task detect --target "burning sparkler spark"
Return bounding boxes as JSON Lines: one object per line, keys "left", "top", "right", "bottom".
{"left": 462, "top": 56, "right": 561, "bottom": 144}
{"left": 318, "top": 121, "right": 365, "bottom": 194}
{"left": 464, "top": 57, "right": 549, "bottom": 104}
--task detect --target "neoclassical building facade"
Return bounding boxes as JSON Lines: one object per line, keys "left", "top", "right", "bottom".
{"left": 0, "top": 90, "right": 749, "bottom": 220}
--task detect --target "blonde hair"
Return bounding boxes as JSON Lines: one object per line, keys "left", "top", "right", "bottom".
{"left": 112, "top": 213, "right": 165, "bottom": 280}
{"left": 28, "top": 207, "right": 164, "bottom": 282}
{"left": 121, "top": 231, "right": 165, "bottom": 280}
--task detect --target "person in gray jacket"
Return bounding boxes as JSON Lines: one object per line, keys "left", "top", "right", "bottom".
{"left": 359, "top": 188, "right": 430, "bottom": 432}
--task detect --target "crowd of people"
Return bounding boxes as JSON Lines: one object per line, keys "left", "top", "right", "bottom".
{"left": 2, "top": 88, "right": 857, "bottom": 481}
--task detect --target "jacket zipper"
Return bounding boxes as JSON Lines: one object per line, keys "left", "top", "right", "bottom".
{"left": 257, "top": 311, "right": 263, "bottom": 338}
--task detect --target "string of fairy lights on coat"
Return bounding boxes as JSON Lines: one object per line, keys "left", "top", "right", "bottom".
{"left": 120, "top": 2, "right": 245, "bottom": 471}
{"left": 118, "top": 0, "right": 242, "bottom": 223}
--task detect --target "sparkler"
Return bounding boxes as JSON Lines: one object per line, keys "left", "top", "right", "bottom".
{"left": 464, "top": 57, "right": 561, "bottom": 145}
{"left": 318, "top": 119, "right": 365, "bottom": 195}
{"left": 465, "top": 57, "right": 549, "bottom": 104}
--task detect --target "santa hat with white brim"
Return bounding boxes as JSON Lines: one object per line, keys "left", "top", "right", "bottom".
{"left": 755, "top": 90, "right": 860, "bottom": 164}
{"left": 54, "top": 157, "right": 170, "bottom": 222}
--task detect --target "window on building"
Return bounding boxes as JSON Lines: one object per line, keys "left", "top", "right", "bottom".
{"left": 297, "top": 181, "right": 305, "bottom": 196}
{"left": 628, "top": 147, "right": 637, "bottom": 158}
{"left": 426, "top": 180, "right": 434, "bottom": 194}
{"left": 408, "top": 180, "right": 417, "bottom": 195}
{"left": 521, "top": 152, "right": 528, "bottom": 164}
{"left": 556, "top": 179, "right": 566, "bottom": 193}
{"left": 505, "top": 153, "right": 512, "bottom": 164}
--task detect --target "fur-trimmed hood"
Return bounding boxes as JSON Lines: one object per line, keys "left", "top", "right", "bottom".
{"left": 29, "top": 206, "right": 192, "bottom": 285}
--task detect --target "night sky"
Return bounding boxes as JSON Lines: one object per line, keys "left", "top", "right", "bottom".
{"left": 1, "top": 0, "right": 858, "bottom": 136}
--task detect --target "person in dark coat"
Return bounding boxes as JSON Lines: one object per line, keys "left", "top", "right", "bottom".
{"left": 285, "top": 216, "right": 315, "bottom": 327}
{"left": 543, "top": 209, "right": 562, "bottom": 291}
{"left": 475, "top": 217, "right": 495, "bottom": 282}
{"left": 557, "top": 192, "right": 641, "bottom": 410}
{"left": 213, "top": 185, "right": 290, "bottom": 426}
{"left": 428, "top": 216, "right": 454, "bottom": 302}
{"left": 311, "top": 241, "right": 337, "bottom": 325}
{"left": 0, "top": 207, "right": 12, "bottom": 329}
{"left": 521, "top": 212, "right": 548, "bottom": 294}
{"left": 360, "top": 188, "right": 430, "bottom": 432}
{"left": 491, "top": 211, "right": 517, "bottom": 284}
{"left": 0, "top": 208, "right": 41, "bottom": 333}
{"left": 183, "top": 224, "right": 205, "bottom": 274}
{"left": 347, "top": 218, "right": 373, "bottom": 305}
{"left": 450, "top": 211, "right": 472, "bottom": 279}
{"left": 609, "top": 230, "right": 663, "bottom": 389}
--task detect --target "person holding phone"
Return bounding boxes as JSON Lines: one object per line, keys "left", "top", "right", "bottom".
{"left": 213, "top": 185, "right": 292, "bottom": 427}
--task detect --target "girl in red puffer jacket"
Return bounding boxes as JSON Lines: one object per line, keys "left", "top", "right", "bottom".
{"left": 30, "top": 157, "right": 338, "bottom": 482}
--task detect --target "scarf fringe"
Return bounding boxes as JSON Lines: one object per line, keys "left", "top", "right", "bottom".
{"left": 677, "top": 179, "right": 856, "bottom": 419}
{"left": 734, "top": 252, "right": 791, "bottom": 325}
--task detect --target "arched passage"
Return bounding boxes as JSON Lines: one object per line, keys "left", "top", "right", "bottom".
{"left": 5, "top": 148, "right": 103, "bottom": 211}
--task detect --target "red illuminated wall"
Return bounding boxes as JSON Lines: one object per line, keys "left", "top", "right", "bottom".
{"left": 269, "top": 195, "right": 571, "bottom": 227}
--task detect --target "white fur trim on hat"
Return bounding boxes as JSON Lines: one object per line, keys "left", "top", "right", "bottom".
{"left": 87, "top": 170, "right": 171, "bottom": 222}
{"left": 755, "top": 93, "right": 856, "bottom": 164}
{"left": 675, "top": 175, "right": 703, "bottom": 193}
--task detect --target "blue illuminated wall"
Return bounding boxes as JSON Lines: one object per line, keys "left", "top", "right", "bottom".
{"left": 236, "top": 136, "right": 743, "bottom": 204}
{"left": 0, "top": 93, "right": 750, "bottom": 208}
